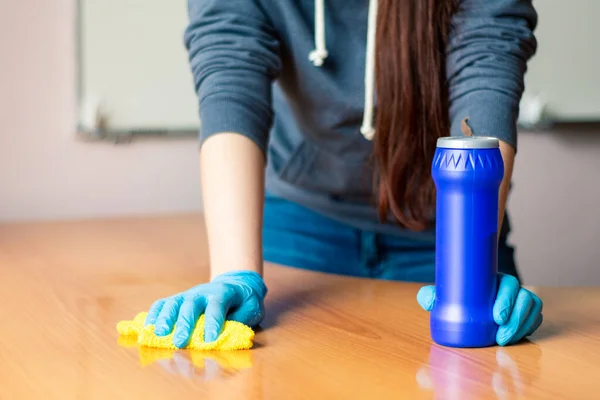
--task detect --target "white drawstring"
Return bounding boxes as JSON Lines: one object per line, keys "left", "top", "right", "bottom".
{"left": 310, "top": 0, "right": 377, "bottom": 141}
{"left": 309, "top": 0, "right": 328, "bottom": 66}
{"left": 360, "top": 0, "right": 377, "bottom": 140}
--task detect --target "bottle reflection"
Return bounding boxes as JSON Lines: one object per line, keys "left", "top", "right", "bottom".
{"left": 118, "top": 335, "right": 253, "bottom": 381}
{"left": 416, "top": 343, "right": 542, "bottom": 399}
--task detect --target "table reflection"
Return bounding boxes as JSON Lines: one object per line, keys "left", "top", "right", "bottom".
{"left": 118, "top": 336, "right": 253, "bottom": 381}
{"left": 417, "top": 343, "right": 542, "bottom": 399}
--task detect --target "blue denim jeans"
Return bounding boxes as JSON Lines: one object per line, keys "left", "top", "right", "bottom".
{"left": 262, "top": 194, "right": 520, "bottom": 283}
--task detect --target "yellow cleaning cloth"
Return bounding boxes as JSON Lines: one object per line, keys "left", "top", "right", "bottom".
{"left": 117, "top": 325, "right": 253, "bottom": 370}
{"left": 116, "top": 312, "right": 255, "bottom": 351}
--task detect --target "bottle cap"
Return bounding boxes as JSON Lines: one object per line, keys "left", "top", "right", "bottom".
{"left": 436, "top": 136, "right": 499, "bottom": 149}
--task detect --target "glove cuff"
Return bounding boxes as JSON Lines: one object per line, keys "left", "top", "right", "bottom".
{"left": 212, "top": 270, "right": 268, "bottom": 299}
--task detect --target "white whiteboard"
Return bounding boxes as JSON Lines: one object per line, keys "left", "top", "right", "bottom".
{"left": 78, "top": 0, "right": 199, "bottom": 133}
{"left": 77, "top": 1, "right": 600, "bottom": 134}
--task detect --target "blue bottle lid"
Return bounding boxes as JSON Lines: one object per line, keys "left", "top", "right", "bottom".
{"left": 436, "top": 136, "right": 499, "bottom": 149}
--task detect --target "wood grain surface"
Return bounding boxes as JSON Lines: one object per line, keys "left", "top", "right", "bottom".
{"left": 0, "top": 215, "right": 598, "bottom": 399}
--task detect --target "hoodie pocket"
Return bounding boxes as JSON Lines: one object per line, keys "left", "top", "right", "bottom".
{"left": 277, "top": 140, "right": 317, "bottom": 185}
{"left": 278, "top": 139, "right": 373, "bottom": 202}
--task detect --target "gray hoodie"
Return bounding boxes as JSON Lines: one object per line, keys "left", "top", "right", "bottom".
{"left": 184, "top": 0, "right": 537, "bottom": 239}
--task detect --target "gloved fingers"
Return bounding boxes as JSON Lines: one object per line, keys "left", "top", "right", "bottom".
{"left": 145, "top": 298, "right": 166, "bottom": 326}
{"left": 154, "top": 296, "right": 184, "bottom": 336}
{"left": 525, "top": 314, "right": 544, "bottom": 336}
{"left": 496, "top": 288, "right": 534, "bottom": 346}
{"left": 416, "top": 285, "right": 436, "bottom": 311}
{"left": 523, "top": 291, "right": 543, "bottom": 337}
{"left": 172, "top": 297, "right": 205, "bottom": 348}
{"left": 508, "top": 290, "right": 543, "bottom": 345}
{"left": 203, "top": 292, "right": 235, "bottom": 343}
{"left": 493, "top": 273, "right": 520, "bottom": 325}
{"left": 228, "top": 296, "right": 264, "bottom": 327}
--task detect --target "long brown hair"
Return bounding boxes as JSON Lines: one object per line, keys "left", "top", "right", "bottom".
{"left": 374, "top": 0, "right": 457, "bottom": 231}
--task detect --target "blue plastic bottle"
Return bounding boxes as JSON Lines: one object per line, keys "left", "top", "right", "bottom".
{"left": 430, "top": 136, "right": 504, "bottom": 348}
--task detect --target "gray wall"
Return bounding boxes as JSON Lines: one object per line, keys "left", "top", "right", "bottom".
{"left": 510, "top": 127, "right": 600, "bottom": 286}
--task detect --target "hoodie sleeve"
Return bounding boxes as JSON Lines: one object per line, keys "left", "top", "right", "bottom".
{"left": 446, "top": 0, "right": 538, "bottom": 150}
{"left": 184, "top": 0, "right": 282, "bottom": 153}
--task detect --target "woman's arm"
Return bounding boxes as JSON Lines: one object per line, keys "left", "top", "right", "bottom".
{"left": 142, "top": 0, "right": 281, "bottom": 348}
{"left": 184, "top": 0, "right": 282, "bottom": 277}
{"left": 446, "top": 0, "right": 538, "bottom": 150}
{"left": 447, "top": 0, "right": 537, "bottom": 234}
{"left": 200, "top": 133, "right": 265, "bottom": 279}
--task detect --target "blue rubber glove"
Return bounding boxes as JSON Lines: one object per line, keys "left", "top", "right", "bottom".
{"left": 144, "top": 270, "right": 267, "bottom": 348}
{"left": 417, "top": 273, "right": 543, "bottom": 346}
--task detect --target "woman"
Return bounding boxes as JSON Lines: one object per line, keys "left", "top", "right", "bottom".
{"left": 145, "top": 0, "right": 543, "bottom": 348}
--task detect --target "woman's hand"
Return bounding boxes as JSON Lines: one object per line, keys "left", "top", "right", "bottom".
{"left": 416, "top": 273, "right": 543, "bottom": 346}
{"left": 144, "top": 270, "right": 268, "bottom": 348}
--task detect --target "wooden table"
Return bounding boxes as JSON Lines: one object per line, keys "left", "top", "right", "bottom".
{"left": 1, "top": 215, "right": 599, "bottom": 399}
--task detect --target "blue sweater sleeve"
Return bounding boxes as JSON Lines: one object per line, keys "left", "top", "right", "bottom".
{"left": 184, "top": 0, "right": 282, "bottom": 153}
{"left": 446, "top": 0, "right": 538, "bottom": 150}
